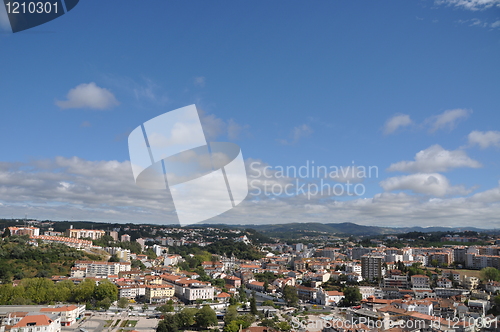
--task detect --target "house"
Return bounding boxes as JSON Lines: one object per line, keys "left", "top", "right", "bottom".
{"left": 10, "top": 314, "right": 61, "bottom": 332}
{"left": 247, "top": 281, "right": 265, "bottom": 292}
{"left": 40, "top": 305, "right": 85, "bottom": 327}
{"left": 296, "top": 285, "right": 317, "bottom": 302}
{"left": 436, "top": 278, "right": 452, "bottom": 288}
{"left": 316, "top": 289, "right": 344, "bottom": 306}
{"left": 410, "top": 275, "right": 430, "bottom": 289}
{"left": 145, "top": 285, "right": 175, "bottom": 304}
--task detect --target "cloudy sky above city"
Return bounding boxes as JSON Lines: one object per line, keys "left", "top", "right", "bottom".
{"left": 1, "top": 0, "right": 500, "bottom": 228}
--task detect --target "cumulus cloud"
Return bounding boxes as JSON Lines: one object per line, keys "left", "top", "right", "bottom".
{"left": 426, "top": 109, "right": 471, "bottom": 133}
{"left": 467, "top": 130, "right": 500, "bottom": 149}
{"left": 56, "top": 83, "right": 119, "bottom": 110}
{"left": 383, "top": 114, "right": 413, "bottom": 135}
{"left": 2, "top": 156, "right": 500, "bottom": 227}
{"left": 388, "top": 144, "right": 481, "bottom": 173}
{"left": 435, "top": 0, "right": 500, "bottom": 10}
{"left": 380, "top": 173, "right": 470, "bottom": 197}
{"left": 197, "top": 110, "right": 248, "bottom": 141}
{"left": 492, "top": 20, "right": 500, "bottom": 28}
{"left": 278, "top": 124, "right": 313, "bottom": 145}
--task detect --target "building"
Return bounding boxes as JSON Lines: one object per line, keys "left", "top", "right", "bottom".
{"left": 10, "top": 314, "right": 61, "bottom": 332}
{"left": 107, "top": 231, "right": 119, "bottom": 241}
{"left": 145, "top": 285, "right": 175, "bottom": 304}
{"left": 39, "top": 305, "right": 85, "bottom": 327}
{"left": 316, "top": 289, "right": 344, "bottom": 306}
{"left": 410, "top": 275, "right": 430, "bottom": 289}
{"left": 121, "top": 234, "right": 131, "bottom": 242}
{"left": 30, "top": 235, "right": 92, "bottom": 249}
{"left": 361, "top": 254, "right": 385, "bottom": 281}
{"left": 72, "top": 261, "right": 131, "bottom": 278}
{"left": 65, "top": 227, "right": 105, "bottom": 240}
{"left": 8, "top": 226, "right": 40, "bottom": 237}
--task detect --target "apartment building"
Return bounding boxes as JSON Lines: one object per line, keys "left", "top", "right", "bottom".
{"left": 145, "top": 285, "right": 175, "bottom": 304}
{"left": 65, "top": 228, "right": 105, "bottom": 240}
{"left": 361, "top": 254, "right": 385, "bottom": 281}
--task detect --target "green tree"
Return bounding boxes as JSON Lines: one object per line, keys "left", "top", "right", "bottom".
{"left": 108, "top": 254, "right": 120, "bottom": 262}
{"left": 283, "top": 285, "right": 298, "bottom": 306}
{"left": 276, "top": 321, "right": 292, "bottom": 331}
{"left": 195, "top": 305, "right": 217, "bottom": 329}
{"left": 118, "top": 297, "right": 129, "bottom": 309}
{"left": 157, "top": 314, "right": 179, "bottom": 332}
{"left": 340, "top": 286, "right": 362, "bottom": 306}
{"left": 250, "top": 293, "right": 258, "bottom": 315}
{"left": 2, "top": 228, "right": 11, "bottom": 238}
{"left": 94, "top": 279, "right": 118, "bottom": 302}
{"left": 73, "top": 279, "right": 96, "bottom": 303}
{"left": 177, "top": 308, "right": 197, "bottom": 328}
{"left": 481, "top": 267, "right": 500, "bottom": 282}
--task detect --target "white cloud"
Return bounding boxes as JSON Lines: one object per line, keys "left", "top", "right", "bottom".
{"left": 380, "top": 173, "right": 470, "bottom": 197}
{"left": 56, "top": 82, "right": 119, "bottom": 110}
{"left": 194, "top": 76, "right": 206, "bottom": 87}
{"left": 2, "top": 156, "right": 500, "bottom": 227}
{"left": 436, "top": 0, "right": 500, "bottom": 10}
{"left": 388, "top": 144, "right": 481, "bottom": 173}
{"left": 81, "top": 121, "right": 91, "bottom": 128}
{"left": 492, "top": 20, "right": 500, "bottom": 28}
{"left": 197, "top": 110, "right": 248, "bottom": 141}
{"left": 467, "top": 130, "right": 500, "bottom": 149}
{"left": 383, "top": 114, "right": 413, "bottom": 135}
{"left": 427, "top": 109, "right": 471, "bottom": 133}
{"left": 278, "top": 124, "right": 313, "bottom": 145}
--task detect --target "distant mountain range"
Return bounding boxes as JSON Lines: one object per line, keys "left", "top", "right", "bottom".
{"left": 197, "top": 222, "right": 492, "bottom": 237}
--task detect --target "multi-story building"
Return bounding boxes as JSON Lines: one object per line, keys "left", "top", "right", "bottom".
{"left": 361, "top": 254, "right": 385, "bottom": 281}
{"left": 65, "top": 227, "right": 105, "bottom": 240}
{"left": 10, "top": 315, "right": 61, "bottom": 332}
{"left": 39, "top": 305, "right": 85, "bottom": 327}
{"left": 8, "top": 226, "right": 40, "bottom": 236}
{"left": 410, "top": 275, "right": 430, "bottom": 289}
{"left": 145, "top": 285, "right": 175, "bottom": 304}
{"left": 72, "top": 261, "right": 131, "bottom": 278}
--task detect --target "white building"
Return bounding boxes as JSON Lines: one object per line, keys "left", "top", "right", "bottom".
{"left": 10, "top": 314, "right": 61, "bottom": 332}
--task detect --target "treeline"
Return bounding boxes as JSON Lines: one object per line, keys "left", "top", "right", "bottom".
{"left": 0, "top": 278, "right": 118, "bottom": 309}
{"left": 169, "top": 239, "right": 263, "bottom": 261}
{"left": 0, "top": 236, "right": 99, "bottom": 282}
{"left": 156, "top": 306, "right": 217, "bottom": 332}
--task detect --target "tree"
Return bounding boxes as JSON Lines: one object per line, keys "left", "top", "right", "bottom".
{"left": 195, "top": 305, "right": 217, "bottom": 329}
{"left": 2, "top": 228, "right": 11, "bottom": 238}
{"left": 94, "top": 279, "right": 118, "bottom": 302}
{"left": 250, "top": 293, "right": 258, "bottom": 315}
{"left": 262, "top": 300, "right": 275, "bottom": 307}
{"left": 73, "top": 279, "right": 96, "bottom": 303}
{"left": 224, "top": 305, "right": 238, "bottom": 325}
{"left": 283, "top": 285, "right": 298, "bottom": 306}
{"left": 157, "top": 300, "right": 174, "bottom": 314}
{"left": 108, "top": 254, "right": 120, "bottom": 262}
{"left": 177, "top": 308, "right": 197, "bottom": 329}
{"left": 276, "top": 321, "right": 292, "bottom": 331}
{"left": 118, "top": 297, "right": 129, "bottom": 309}
{"left": 340, "top": 286, "right": 362, "bottom": 307}
{"left": 157, "top": 314, "right": 179, "bottom": 332}
{"left": 481, "top": 267, "right": 500, "bottom": 282}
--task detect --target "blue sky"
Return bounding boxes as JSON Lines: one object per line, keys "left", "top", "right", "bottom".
{"left": 1, "top": 0, "right": 500, "bottom": 227}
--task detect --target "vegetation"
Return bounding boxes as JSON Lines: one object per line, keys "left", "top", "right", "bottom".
{"left": 0, "top": 277, "right": 118, "bottom": 309}
{"left": 0, "top": 235, "right": 99, "bottom": 283}
{"left": 156, "top": 306, "right": 217, "bottom": 332}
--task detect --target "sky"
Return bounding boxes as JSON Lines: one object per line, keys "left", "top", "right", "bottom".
{"left": 1, "top": 0, "right": 500, "bottom": 228}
